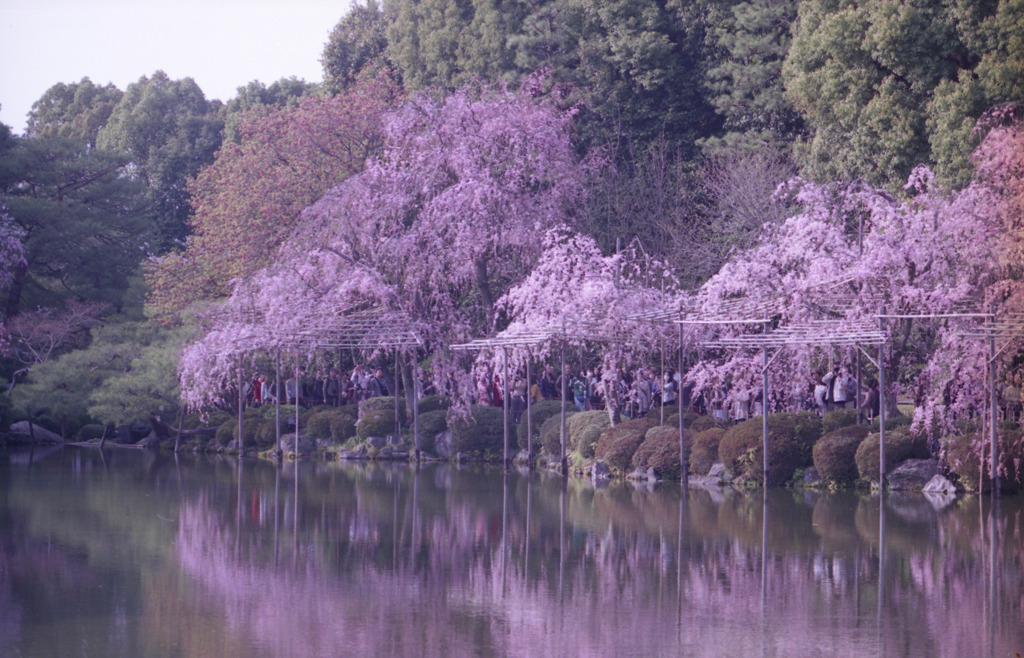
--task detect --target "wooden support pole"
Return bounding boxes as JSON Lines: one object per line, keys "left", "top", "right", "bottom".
{"left": 678, "top": 323, "right": 688, "bottom": 490}
{"left": 560, "top": 337, "right": 567, "bottom": 476}
{"left": 237, "top": 367, "right": 245, "bottom": 454}
{"left": 762, "top": 343, "right": 769, "bottom": 486}
{"left": 878, "top": 310, "right": 886, "bottom": 490}
{"left": 989, "top": 306, "right": 1000, "bottom": 496}
{"left": 412, "top": 351, "right": 420, "bottom": 463}
{"left": 294, "top": 361, "right": 300, "bottom": 457}
{"left": 275, "top": 350, "right": 282, "bottom": 458}
{"left": 395, "top": 348, "right": 401, "bottom": 435}
{"left": 526, "top": 351, "right": 533, "bottom": 467}
{"left": 502, "top": 347, "right": 510, "bottom": 467}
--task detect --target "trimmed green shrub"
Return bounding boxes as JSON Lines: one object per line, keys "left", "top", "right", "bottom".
{"left": 539, "top": 408, "right": 578, "bottom": 457}
{"left": 306, "top": 411, "right": 338, "bottom": 439}
{"left": 854, "top": 427, "right": 930, "bottom": 481}
{"left": 449, "top": 405, "right": 505, "bottom": 457}
{"left": 330, "top": 415, "right": 357, "bottom": 444}
{"left": 943, "top": 422, "right": 1024, "bottom": 492}
{"left": 257, "top": 420, "right": 284, "bottom": 448}
{"left": 567, "top": 410, "right": 611, "bottom": 459}
{"left": 595, "top": 417, "right": 656, "bottom": 474}
{"left": 411, "top": 409, "right": 448, "bottom": 453}
{"left": 356, "top": 408, "right": 397, "bottom": 441}
{"left": 687, "top": 414, "right": 720, "bottom": 433}
{"left": 632, "top": 425, "right": 685, "bottom": 477}
{"left": 216, "top": 419, "right": 235, "bottom": 446}
{"left": 517, "top": 400, "right": 564, "bottom": 451}
{"left": 232, "top": 417, "right": 262, "bottom": 447}
{"left": 78, "top": 424, "right": 106, "bottom": 441}
{"left": 869, "top": 413, "right": 912, "bottom": 432}
{"left": 360, "top": 396, "right": 407, "bottom": 425}
{"left": 305, "top": 404, "right": 336, "bottom": 416}
{"left": 822, "top": 409, "right": 859, "bottom": 434}
{"left": 690, "top": 427, "right": 725, "bottom": 475}
{"left": 418, "top": 395, "right": 452, "bottom": 414}
{"left": 718, "top": 412, "right": 823, "bottom": 485}
{"left": 813, "top": 425, "right": 871, "bottom": 484}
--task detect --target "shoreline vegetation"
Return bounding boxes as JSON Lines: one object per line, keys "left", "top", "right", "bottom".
{"left": 10, "top": 398, "right": 1015, "bottom": 496}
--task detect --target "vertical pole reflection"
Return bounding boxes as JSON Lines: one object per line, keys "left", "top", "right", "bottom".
{"left": 676, "top": 486, "right": 686, "bottom": 640}
{"left": 274, "top": 463, "right": 280, "bottom": 568}
{"left": 559, "top": 480, "right": 566, "bottom": 600}
{"left": 293, "top": 458, "right": 299, "bottom": 558}
{"left": 236, "top": 454, "right": 244, "bottom": 556}
{"left": 410, "top": 466, "right": 419, "bottom": 569}
{"left": 761, "top": 488, "right": 769, "bottom": 658}
{"left": 501, "top": 470, "right": 508, "bottom": 593}
{"left": 877, "top": 490, "right": 886, "bottom": 657}
{"left": 988, "top": 497, "right": 998, "bottom": 658}
{"left": 524, "top": 472, "right": 532, "bottom": 574}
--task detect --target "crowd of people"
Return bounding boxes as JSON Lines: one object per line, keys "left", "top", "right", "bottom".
{"left": 239, "top": 358, "right": 893, "bottom": 427}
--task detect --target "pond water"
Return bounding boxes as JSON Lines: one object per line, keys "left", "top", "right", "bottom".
{"left": 0, "top": 447, "right": 1021, "bottom": 657}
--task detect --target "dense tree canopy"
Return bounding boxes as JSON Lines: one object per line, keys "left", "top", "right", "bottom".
{"left": 146, "top": 75, "right": 400, "bottom": 323}
{"left": 0, "top": 136, "right": 154, "bottom": 315}
{"left": 25, "top": 78, "right": 123, "bottom": 149}
{"left": 783, "top": 0, "right": 1024, "bottom": 187}
{"left": 178, "top": 81, "right": 591, "bottom": 406}
{"left": 97, "top": 71, "right": 224, "bottom": 249}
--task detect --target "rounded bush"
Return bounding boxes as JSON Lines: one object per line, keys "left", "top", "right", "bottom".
{"left": 330, "top": 415, "right": 357, "bottom": 444}
{"left": 418, "top": 395, "right": 451, "bottom": 414}
{"left": 306, "top": 411, "right": 337, "bottom": 439}
{"left": 567, "top": 410, "right": 611, "bottom": 459}
{"left": 356, "top": 409, "right": 397, "bottom": 441}
{"left": 822, "top": 409, "right": 859, "bottom": 434}
{"left": 216, "top": 419, "right": 235, "bottom": 446}
{"left": 869, "top": 413, "right": 912, "bottom": 433}
{"left": 411, "top": 409, "right": 448, "bottom": 453}
{"left": 257, "top": 420, "right": 284, "bottom": 448}
{"left": 360, "top": 396, "right": 407, "bottom": 425}
{"left": 232, "top": 417, "right": 262, "bottom": 447}
{"left": 540, "top": 408, "right": 578, "bottom": 457}
{"left": 690, "top": 427, "right": 725, "bottom": 475}
{"left": 854, "top": 427, "right": 930, "bottom": 481}
{"left": 449, "top": 405, "right": 505, "bottom": 457}
{"left": 632, "top": 425, "right": 685, "bottom": 477}
{"left": 718, "top": 412, "right": 823, "bottom": 485}
{"left": 686, "top": 414, "right": 720, "bottom": 434}
{"left": 517, "top": 400, "right": 564, "bottom": 451}
{"left": 813, "top": 425, "right": 871, "bottom": 483}
{"left": 595, "top": 417, "right": 656, "bottom": 474}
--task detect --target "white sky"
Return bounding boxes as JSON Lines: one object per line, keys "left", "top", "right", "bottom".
{"left": 0, "top": 0, "right": 351, "bottom": 135}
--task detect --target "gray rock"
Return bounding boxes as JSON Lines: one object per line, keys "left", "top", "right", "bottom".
{"left": 7, "top": 421, "right": 64, "bottom": 445}
{"left": 802, "top": 467, "right": 821, "bottom": 484}
{"left": 282, "top": 434, "right": 315, "bottom": 455}
{"left": 922, "top": 473, "right": 956, "bottom": 494}
{"left": 513, "top": 450, "right": 532, "bottom": 467}
{"left": 138, "top": 435, "right": 161, "bottom": 450}
{"left": 707, "top": 462, "right": 726, "bottom": 479}
{"left": 886, "top": 459, "right": 939, "bottom": 491}
{"left": 366, "top": 436, "right": 387, "bottom": 449}
{"left": 591, "top": 460, "right": 611, "bottom": 480}
{"left": 626, "top": 467, "right": 647, "bottom": 481}
{"left": 434, "top": 431, "right": 451, "bottom": 459}
{"left": 646, "top": 467, "right": 659, "bottom": 482}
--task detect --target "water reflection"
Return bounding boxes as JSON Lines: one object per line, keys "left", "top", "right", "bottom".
{"left": 1, "top": 448, "right": 1022, "bottom": 657}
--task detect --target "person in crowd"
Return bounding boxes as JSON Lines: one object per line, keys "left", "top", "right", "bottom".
{"left": 419, "top": 369, "right": 436, "bottom": 397}
{"left": 662, "top": 370, "right": 676, "bottom": 406}
{"left": 571, "top": 370, "right": 588, "bottom": 411}
{"left": 350, "top": 364, "right": 369, "bottom": 404}
{"left": 250, "top": 374, "right": 264, "bottom": 407}
{"left": 325, "top": 369, "right": 340, "bottom": 406}
{"left": 512, "top": 374, "right": 527, "bottom": 423}
{"left": 862, "top": 378, "right": 880, "bottom": 420}
{"left": 367, "top": 367, "right": 389, "bottom": 398}
{"left": 261, "top": 375, "right": 276, "bottom": 404}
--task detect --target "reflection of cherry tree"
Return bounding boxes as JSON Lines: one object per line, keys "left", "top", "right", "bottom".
{"left": 173, "top": 464, "right": 1023, "bottom": 657}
